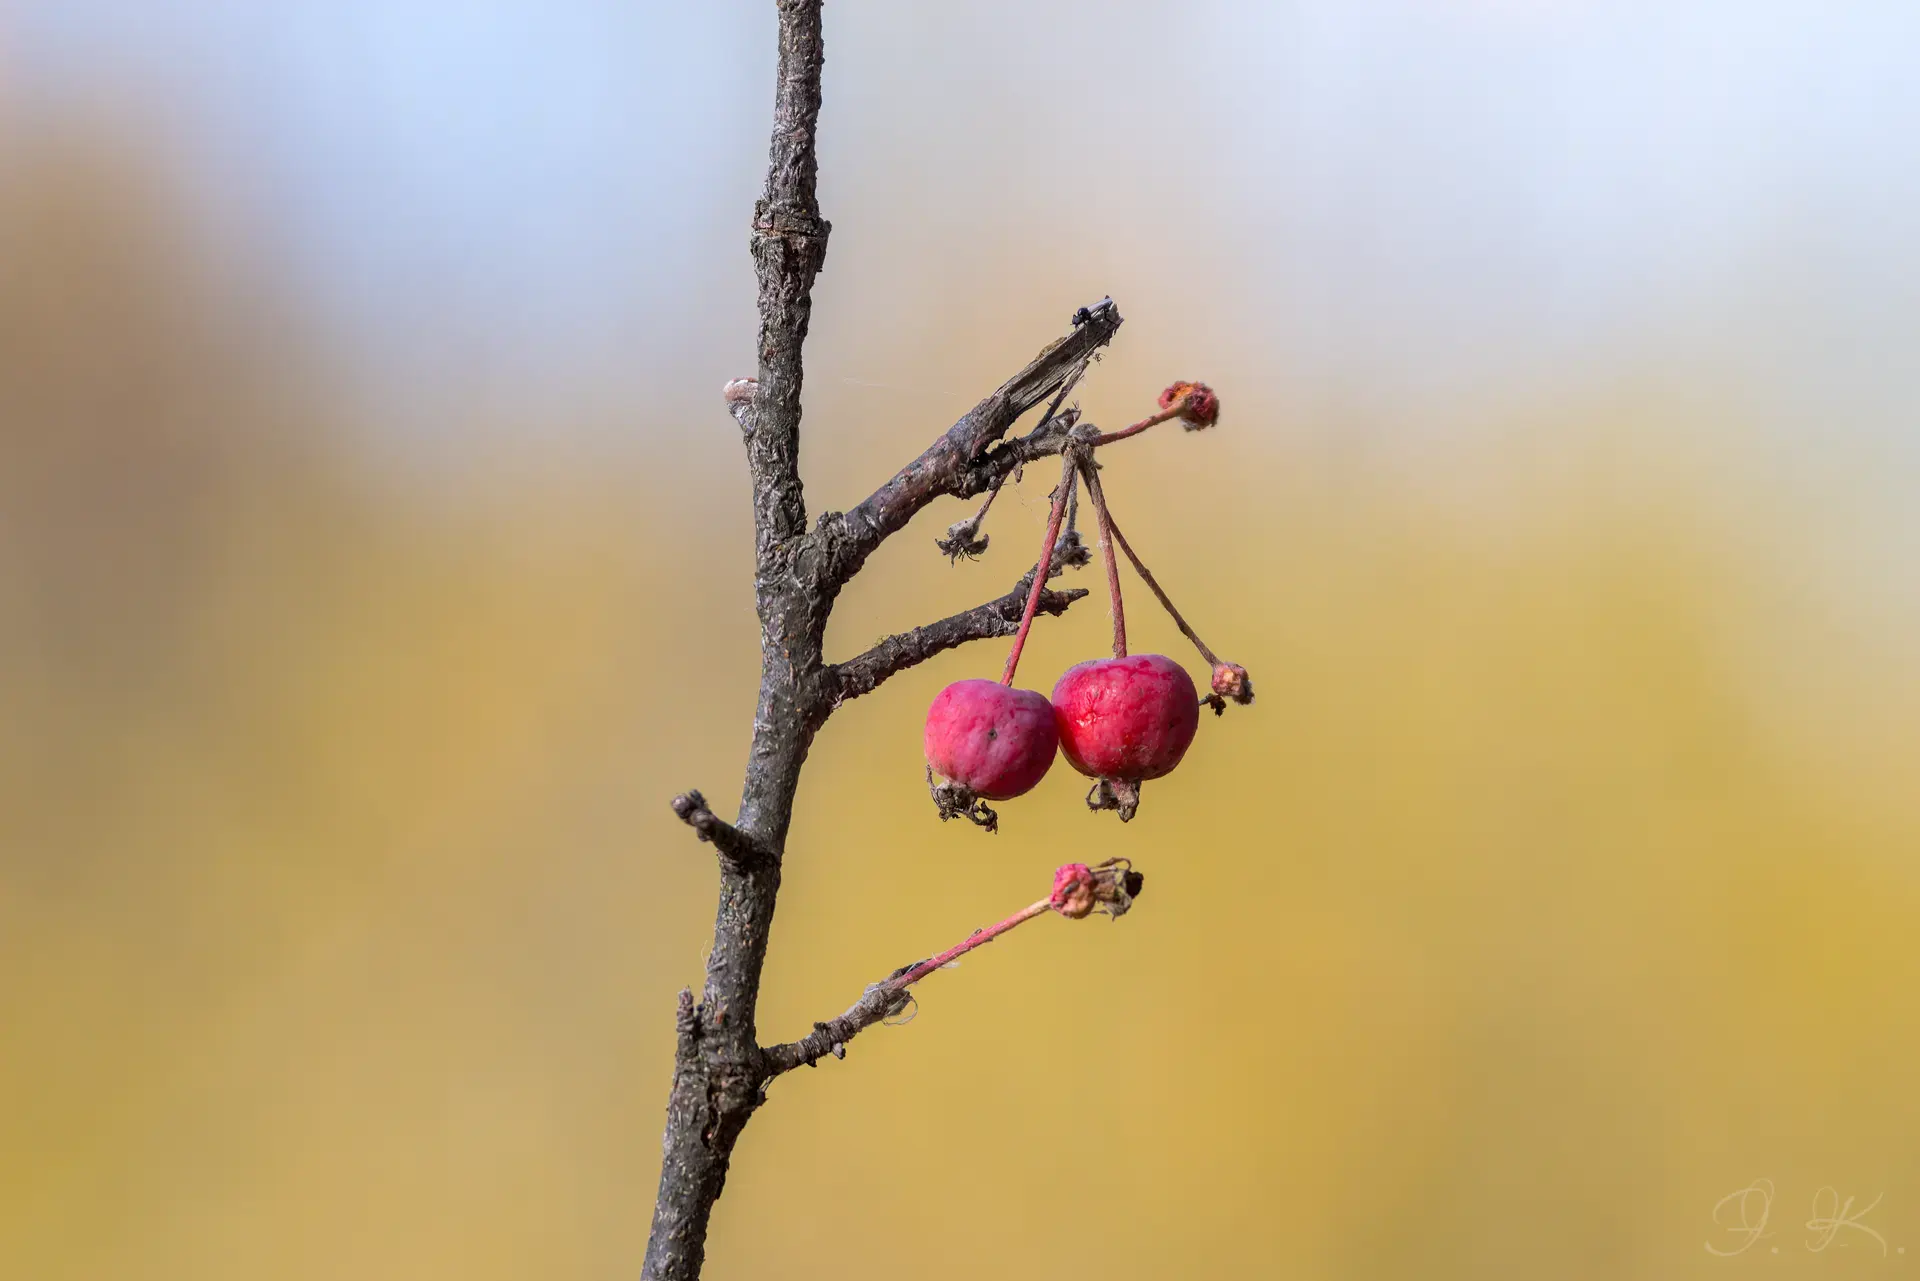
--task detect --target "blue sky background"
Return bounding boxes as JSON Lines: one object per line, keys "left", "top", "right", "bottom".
{"left": 5, "top": 0, "right": 1916, "bottom": 471}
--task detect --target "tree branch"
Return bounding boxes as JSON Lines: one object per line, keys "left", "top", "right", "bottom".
{"left": 833, "top": 574, "right": 1088, "bottom": 703}
{"left": 762, "top": 861, "right": 1143, "bottom": 1078}
{"left": 746, "top": 0, "right": 831, "bottom": 555}
{"left": 645, "top": 9, "right": 1135, "bottom": 1279}
{"left": 643, "top": 5, "right": 830, "bottom": 1280}
{"left": 759, "top": 976, "right": 906, "bottom": 1075}
{"left": 822, "top": 299, "right": 1122, "bottom": 586}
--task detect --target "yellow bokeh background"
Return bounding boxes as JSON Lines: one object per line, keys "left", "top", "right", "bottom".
{"left": 6, "top": 15, "right": 1920, "bottom": 1277}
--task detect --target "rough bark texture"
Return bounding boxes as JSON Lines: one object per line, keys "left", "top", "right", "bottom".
{"left": 641, "top": 5, "right": 1121, "bottom": 1277}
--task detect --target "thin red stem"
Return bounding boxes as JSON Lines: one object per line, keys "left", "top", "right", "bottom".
{"left": 999, "top": 453, "right": 1078, "bottom": 686}
{"left": 1087, "top": 405, "right": 1180, "bottom": 447}
{"left": 1079, "top": 461, "right": 1128, "bottom": 659}
{"left": 888, "top": 899, "right": 1053, "bottom": 989}
{"left": 1102, "top": 505, "right": 1223, "bottom": 667}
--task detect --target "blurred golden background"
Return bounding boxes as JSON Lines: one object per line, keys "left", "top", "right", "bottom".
{"left": 5, "top": 3, "right": 1918, "bottom": 1278}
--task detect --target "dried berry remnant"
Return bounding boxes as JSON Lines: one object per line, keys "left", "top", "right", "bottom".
{"left": 938, "top": 479, "right": 1005, "bottom": 561}
{"left": 936, "top": 517, "right": 990, "bottom": 561}
{"left": 1210, "top": 661, "right": 1254, "bottom": 704}
{"left": 1049, "top": 858, "right": 1145, "bottom": 920}
{"left": 924, "top": 679, "right": 1059, "bottom": 801}
{"left": 1053, "top": 525, "right": 1092, "bottom": 570}
{"left": 1157, "top": 380, "right": 1220, "bottom": 430}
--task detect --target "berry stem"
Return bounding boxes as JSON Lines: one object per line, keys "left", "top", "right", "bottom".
{"left": 887, "top": 898, "right": 1054, "bottom": 990}
{"left": 999, "top": 452, "right": 1079, "bottom": 686}
{"left": 1087, "top": 404, "right": 1182, "bottom": 448}
{"left": 1100, "top": 502, "right": 1224, "bottom": 668}
{"left": 1078, "top": 459, "right": 1129, "bottom": 659}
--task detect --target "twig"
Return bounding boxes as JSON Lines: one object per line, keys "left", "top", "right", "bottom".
{"left": 823, "top": 306, "right": 1119, "bottom": 587}
{"left": 833, "top": 578, "right": 1088, "bottom": 703}
{"left": 933, "top": 367, "right": 1088, "bottom": 562}
{"left": 760, "top": 860, "right": 1143, "bottom": 1077}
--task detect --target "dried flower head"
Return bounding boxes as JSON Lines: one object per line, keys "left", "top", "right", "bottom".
{"left": 1157, "top": 380, "right": 1220, "bottom": 430}
{"left": 1050, "top": 858, "right": 1145, "bottom": 919}
{"left": 936, "top": 516, "right": 990, "bottom": 561}
{"left": 1052, "top": 525, "right": 1092, "bottom": 570}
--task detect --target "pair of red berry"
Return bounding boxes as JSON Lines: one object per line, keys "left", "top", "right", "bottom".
{"left": 921, "top": 380, "right": 1249, "bottom": 826}
{"left": 925, "top": 653, "right": 1200, "bottom": 811}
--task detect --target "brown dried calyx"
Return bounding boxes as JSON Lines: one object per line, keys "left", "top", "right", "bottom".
{"left": 926, "top": 768, "right": 999, "bottom": 832}
{"left": 1050, "top": 858, "right": 1145, "bottom": 919}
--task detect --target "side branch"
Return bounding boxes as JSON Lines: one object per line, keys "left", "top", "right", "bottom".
{"left": 832, "top": 575, "right": 1088, "bottom": 703}
{"left": 824, "top": 298, "right": 1122, "bottom": 586}
{"left": 759, "top": 977, "right": 904, "bottom": 1074}
{"left": 670, "top": 790, "right": 770, "bottom": 871}
{"left": 761, "top": 860, "right": 1143, "bottom": 1078}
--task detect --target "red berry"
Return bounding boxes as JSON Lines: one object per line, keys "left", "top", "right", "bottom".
{"left": 1051, "top": 655, "right": 1201, "bottom": 782}
{"left": 923, "top": 680, "right": 1059, "bottom": 800}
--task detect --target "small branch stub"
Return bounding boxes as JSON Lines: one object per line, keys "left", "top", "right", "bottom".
{"left": 670, "top": 790, "right": 767, "bottom": 869}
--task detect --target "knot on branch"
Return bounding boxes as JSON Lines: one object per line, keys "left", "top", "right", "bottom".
{"left": 752, "top": 199, "right": 831, "bottom": 270}
{"left": 723, "top": 377, "right": 759, "bottom": 436}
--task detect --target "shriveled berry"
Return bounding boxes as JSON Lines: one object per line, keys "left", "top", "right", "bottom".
{"left": 1157, "top": 380, "right": 1221, "bottom": 430}
{"left": 924, "top": 680, "right": 1059, "bottom": 800}
{"left": 1051, "top": 655, "right": 1201, "bottom": 783}
{"left": 1050, "top": 858, "right": 1145, "bottom": 919}
{"left": 1210, "top": 661, "right": 1254, "bottom": 704}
